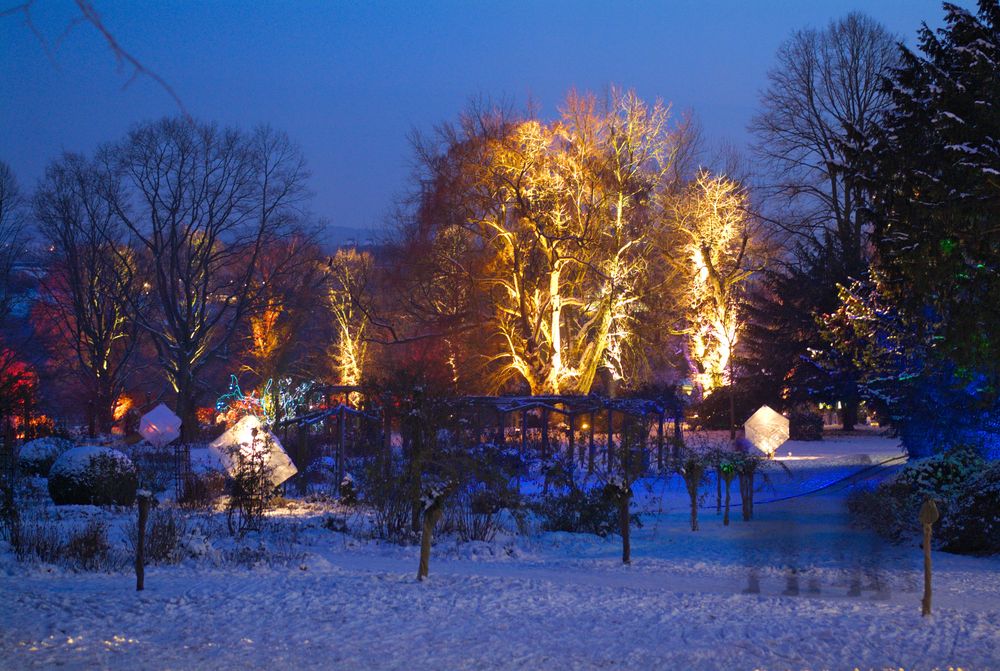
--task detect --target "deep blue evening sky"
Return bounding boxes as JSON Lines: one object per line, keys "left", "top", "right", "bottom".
{"left": 1, "top": 1, "right": 964, "bottom": 235}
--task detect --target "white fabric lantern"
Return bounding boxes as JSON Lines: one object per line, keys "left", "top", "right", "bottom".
{"left": 139, "top": 403, "right": 182, "bottom": 447}
{"left": 208, "top": 415, "right": 298, "bottom": 487}
{"left": 744, "top": 405, "right": 789, "bottom": 456}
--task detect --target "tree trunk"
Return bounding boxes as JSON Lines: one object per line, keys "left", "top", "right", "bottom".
{"left": 723, "top": 472, "right": 733, "bottom": 526}
{"left": 841, "top": 397, "right": 859, "bottom": 431}
{"left": 96, "top": 381, "right": 114, "bottom": 436}
{"left": 417, "top": 504, "right": 444, "bottom": 581}
{"left": 716, "top": 468, "right": 722, "bottom": 514}
{"left": 619, "top": 492, "right": 631, "bottom": 564}
{"left": 739, "top": 471, "right": 755, "bottom": 521}
{"left": 175, "top": 371, "right": 198, "bottom": 445}
{"left": 135, "top": 493, "right": 151, "bottom": 591}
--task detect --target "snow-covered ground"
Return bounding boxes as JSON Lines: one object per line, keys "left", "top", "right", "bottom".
{"left": 2, "top": 432, "right": 999, "bottom": 670}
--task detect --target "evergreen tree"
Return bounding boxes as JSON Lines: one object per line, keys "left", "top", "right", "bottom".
{"left": 870, "top": 0, "right": 1000, "bottom": 376}
{"left": 825, "top": 0, "right": 1000, "bottom": 454}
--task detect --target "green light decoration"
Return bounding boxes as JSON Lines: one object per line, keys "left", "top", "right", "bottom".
{"left": 216, "top": 375, "right": 314, "bottom": 427}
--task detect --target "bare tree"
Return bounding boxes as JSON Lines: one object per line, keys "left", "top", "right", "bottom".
{"left": 33, "top": 153, "right": 142, "bottom": 435}
{"left": 748, "top": 13, "right": 897, "bottom": 428}
{"left": 0, "top": 162, "right": 27, "bottom": 327}
{"left": 0, "top": 162, "right": 33, "bottom": 434}
{"left": 750, "top": 12, "right": 897, "bottom": 276}
{"left": 101, "top": 119, "right": 309, "bottom": 440}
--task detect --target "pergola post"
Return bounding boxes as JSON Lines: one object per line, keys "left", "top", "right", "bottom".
{"left": 541, "top": 407, "right": 550, "bottom": 459}
{"left": 336, "top": 409, "right": 346, "bottom": 492}
{"left": 567, "top": 413, "right": 576, "bottom": 465}
{"left": 606, "top": 407, "right": 614, "bottom": 470}
{"left": 657, "top": 411, "right": 665, "bottom": 471}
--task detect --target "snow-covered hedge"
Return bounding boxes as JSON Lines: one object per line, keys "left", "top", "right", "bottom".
{"left": 48, "top": 446, "right": 138, "bottom": 506}
{"left": 849, "top": 445, "right": 998, "bottom": 555}
{"left": 940, "top": 461, "right": 1000, "bottom": 555}
{"left": 18, "top": 437, "right": 75, "bottom": 476}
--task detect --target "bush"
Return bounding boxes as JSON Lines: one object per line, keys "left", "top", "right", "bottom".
{"left": 535, "top": 483, "right": 639, "bottom": 537}
{"left": 125, "top": 507, "right": 189, "bottom": 564}
{"left": 357, "top": 458, "right": 416, "bottom": 542}
{"left": 178, "top": 470, "right": 226, "bottom": 508}
{"left": 48, "top": 446, "right": 138, "bottom": 506}
{"left": 789, "top": 410, "right": 823, "bottom": 441}
{"left": 11, "top": 517, "right": 63, "bottom": 563}
{"left": 129, "top": 443, "right": 175, "bottom": 494}
{"left": 939, "top": 461, "right": 1000, "bottom": 555}
{"left": 849, "top": 445, "right": 994, "bottom": 552}
{"left": 18, "top": 437, "right": 74, "bottom": 476}
{"left": 64, "top": 519, "right": 111, "bottom": 571}
{"left": 893, "top": 446, "right": 983, "bottom": 500}
{"left": 225, "top": 430, "right": 280, "bottom": 536}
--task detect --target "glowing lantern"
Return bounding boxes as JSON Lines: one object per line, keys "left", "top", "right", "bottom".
{"left": 139, "top": 403, "right": 182, "bottom": 447}
{"left": 744, "top": 405, "right": 789, "bottom": 457}
{"left": 208, "top": 415, "right": 297, "bottom": 487}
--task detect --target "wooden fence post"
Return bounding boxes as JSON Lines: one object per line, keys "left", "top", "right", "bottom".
{"left": 135, "top": 492, "right": 152, "bottom": 591}
{"left": 920, "top": 498, "right": 939, "bottom": 616}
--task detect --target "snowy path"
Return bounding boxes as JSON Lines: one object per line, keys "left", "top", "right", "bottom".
{"left": 2, "top": 434, "right": 999, "bottom": 670}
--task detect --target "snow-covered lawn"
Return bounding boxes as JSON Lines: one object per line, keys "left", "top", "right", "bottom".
{"left": 2, "top": 433, "right": 999, "bottom": 670}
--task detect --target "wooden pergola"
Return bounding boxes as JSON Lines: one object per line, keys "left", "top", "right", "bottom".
{"left": 454, "top": 395, "right": 684, "bottom": 472}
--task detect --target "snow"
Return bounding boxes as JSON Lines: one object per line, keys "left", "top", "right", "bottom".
{"left": 48, "top": 445, "right": 134, "bottom": 481}
{"left": 2, "top": 433, "right": 999, "bottom": 670}
{"left": 16, "top": 437, "right": 72, "bottom": 473}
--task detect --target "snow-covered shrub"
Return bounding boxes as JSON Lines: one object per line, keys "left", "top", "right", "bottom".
{"left": 125, "top": 507, "right": 189, "bottom": 564}
{"left": 64, "top": 519, "right": 111, "bottom": 571}
{"left": 788, "top": 410, "right": 823, "bottom": 441}
{"left": 48, "top": 446, "right": 138, "bottom": 506}
{"left": 939, "top": 461, "right": 1000, "bottom": 555}
{"left": 301, "top": 455, "right": 338, "bottom": 492}
{"left": 445, "top": 444, "right": 522, "bottom": 542}
{"left": 535, "top": 483, "right": 636, "bottom": 538}
{"left": 357, "top": 456, "right": 415, "bottom": 542}
{"left": 339, "top": 472, "right": 358, "bottom": 506}
{"left": 18, "top": 437, "right": 74, "bottom": 476}
{"left": 10, "top": 516, "right": 63, "bottom": 563}
{"left": 225, "top": 430, "right": 279, "bottom": 536}
{"left": 178, "top": 470, "right": 226, "bottom": 508}
{"left": 893, "top": 446, "right": 983, "bottom": 501}
{"left": 849, "top": 445, "right": 992, "bottom": 551}
{"left": 128, "top": 443, "right": 175, "bottom": 494}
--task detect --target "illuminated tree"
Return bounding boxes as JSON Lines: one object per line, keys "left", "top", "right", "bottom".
{"left": 402, "top": 90, "right": 692, "bottom": 395}
{"left": 243, "top": 236, "right": 326, "bottom": 380}
{"left": 328, "top": 247, "right": 373, "bottom": 388}
{"left": 670, "top": 172, "right": 759, "bottom": 402}
{"left": 34, "top": 153, "right": 142, "bottom": 435}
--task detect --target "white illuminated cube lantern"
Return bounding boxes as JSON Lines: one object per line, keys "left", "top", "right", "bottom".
{"left": 744, "top": 405, "right": 790, "bottom": 457}
{"left": 139, "top": 403, "right": 182, "bottom": 447}
{"left": 208, "top": 415, "right": 298, "bottom": 487}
